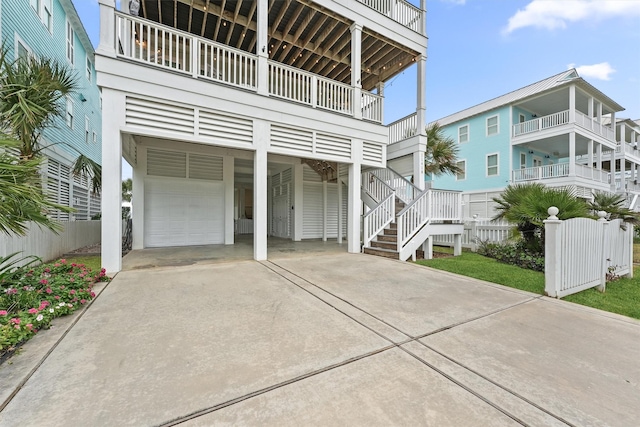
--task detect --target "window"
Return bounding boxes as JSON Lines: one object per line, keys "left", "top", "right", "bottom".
{"left": 520, "top": 153, "right": 526, "bottom": 169}
{"left": 487, "top": 154, "right": 499, "bottom": 176}
{"left": 519, "top": 114, "right": 526, "bottom": 123}
{"left": 85, "top": 116, "right": 90, "bottom": 144}
{"left": 93, "top": 131, "right": 98, "bottom": 145}
{"left": 15, "top": 36, "right": 32, "bottom": 60}
{"left": 456, "top": 160, "right": 466, "bottom": 181}
{"left": 458, "top": 125, "right": 469, "bottom": 143}
{"left": 86, "top": 57, "right": 92, "bottom": 82}
{"left": 31, "top": 0, "right": 52, "bottom": 32}
{"left": 66, "top": 21, "right": 75, "bottom": 64}
{"left": 487, "top": 115, "right": 499, "bottom": 136}
{"left": 30, "top": 0, "right": 40, "bottom": 13}
{"left": 66, "top": 96, "right": 74, "bottom": 128}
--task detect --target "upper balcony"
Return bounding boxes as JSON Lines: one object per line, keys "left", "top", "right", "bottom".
{"left": 512, "top": 109, "right": 615, "bottom": 142}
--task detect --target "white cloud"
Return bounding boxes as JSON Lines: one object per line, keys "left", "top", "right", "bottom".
{"left": 503, "top": 0, "right": 640, "bottom": 34}
{"left": 568, "top": 62, "right": 616, "bottom": 81}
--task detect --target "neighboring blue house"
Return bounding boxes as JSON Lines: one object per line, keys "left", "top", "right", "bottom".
{"left": 428, "top": 69, "right": 640, "bottom": 218}
{"left": 0, "top": 0, "right": 101, "bottom": 220}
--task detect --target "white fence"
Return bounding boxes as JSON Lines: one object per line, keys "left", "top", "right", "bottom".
{"left": 0, "top": 221, "right": 101, "bottom": 267}
{"left": 544, "top": 207, "right": 633, "bottom": 298}
{"left": 432, "top": 217, "right": 511, "bottom": 250}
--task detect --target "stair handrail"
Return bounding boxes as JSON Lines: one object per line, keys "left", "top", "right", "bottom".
{"left": 361, "top": 170, "right": 395, "bottom": 203}
{"left": 370, "top": 167, "right": 422, "bottom": 205}
{"left": 363, "top": 192, "right": 395, "bottom": 247}
{"left": 396, "top": 190, "right": 431, "bottom": 251}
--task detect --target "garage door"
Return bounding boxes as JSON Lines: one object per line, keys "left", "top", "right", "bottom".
{"left": 144, "top": 178, "right": 224, "bottom": 247}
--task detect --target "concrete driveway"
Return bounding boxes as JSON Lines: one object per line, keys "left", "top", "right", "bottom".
{"left": 1, "top": 253, "right": 639, "bottom": 426}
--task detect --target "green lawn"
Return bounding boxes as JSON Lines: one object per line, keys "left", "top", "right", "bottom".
{"left": 60, "top": 256, "right": 102, "bottom": 272}
{"left": 417, "top": 252, "right": 640, "bottom": 320}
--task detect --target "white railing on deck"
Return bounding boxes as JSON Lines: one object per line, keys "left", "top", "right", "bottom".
{"left": 371, "top": 167, "right": 420, "bottom": 204}
{"left": 114, "top": 11, "right": 382, "bottom": 123}
{"left": 269, "top": 62, "right": 313, "bottom": 105}
{"left": 512, "top": 110, "right": 569, "bottom": 136}
{"left": 432, "top": 218, "right": 511, "bottom": 251}
{"left": 388, "top": 113, "right": 417, "bottom": 144}
{"left": 357, "top": 0, "right": 424, "bottom": 33}
{"left": 362, "top": 91, "right": 383, "bottom": 123}
{"left": 575, "top": 111, "right": 615, "bottom": 141}
{"left": 429, "top": 189, "right": 462, "bottom": 221}
{"left": 199, "top": 39, "right": 257, "bottom": 89}
{"left": 575, "top": 164, "right": 609, "bottom": 183}
{"left": 616, "top": 143, "right": 639, "bottom": 157}
{"left": 512, "top": 164, "right": 570, "bottom": 181}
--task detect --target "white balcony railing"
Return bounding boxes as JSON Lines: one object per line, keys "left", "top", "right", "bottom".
{"left": 114, "top": 11, "right": 382, "bottom": 123}
{"left": 616, "top": 143, "right": 640, "bottom": 157}
{"left": 388, "top": 113, "right": 417, "bottom": 144}
{"left": 512, "top": 109, "right": 615, "bottom": 142}
{"left": 357, "top": 0, "right": 424, "bottom": 33}
{"left": 513, "top": 164, "right": 610, "bottom": 184}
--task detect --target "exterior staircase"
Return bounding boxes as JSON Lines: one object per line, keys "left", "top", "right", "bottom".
{"left": 361, "top": 167, "right": 464, "bottom": 261}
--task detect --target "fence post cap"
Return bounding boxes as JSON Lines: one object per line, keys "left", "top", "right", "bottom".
{"left": 472, "top": 214, "right": 478, "bottom": 220}
{"left": 597, "top": 211, "right": 608, "bottom": 221}
{"left": 547, "top": 206, "right": 559, "bottom": 220}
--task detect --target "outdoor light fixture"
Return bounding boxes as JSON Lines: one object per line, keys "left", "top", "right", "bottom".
{"left": 528, "top": 150, "right": 534, "bottom": 154}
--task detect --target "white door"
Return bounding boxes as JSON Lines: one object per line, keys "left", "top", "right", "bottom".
{"left": 144, "top": 178, "right": 224, "bottom": 247}
{"left": 272, "top": 183, "right": 290, "bottom": 238}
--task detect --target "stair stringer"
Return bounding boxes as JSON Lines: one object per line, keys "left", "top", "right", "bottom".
{"left": 398, "top": 222, "right": 464, "bottom": 261}
{"left": 361, "top": 188, "right": 380, "bottom": 211}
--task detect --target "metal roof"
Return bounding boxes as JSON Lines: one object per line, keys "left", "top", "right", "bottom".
{"left": 432, "top": 69, "right": 625, "bottom": 127}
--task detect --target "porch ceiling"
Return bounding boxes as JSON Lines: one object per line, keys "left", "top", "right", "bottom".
{"left": 515, "top": 85, "right": 619, "bottom": 117}
{"left": 138, "top": 0, "right": 419, "bottom": 91}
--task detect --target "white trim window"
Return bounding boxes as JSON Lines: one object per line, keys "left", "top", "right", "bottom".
{"left": 66, "top": 20, "right": 75, "bottom": 65}
{"left": 93, "top": 131, "right": 98, "bottom": 145}
{"left": 15, "top": 35, "right": 32, "bottom": 60}
{"left": 487, "top": 153, "right": 499, "bottom": 176}
{"left": 519, "top": 113, "right": 526, "bottom": 123}
{"left": 520, "top": 153, "right": 526, "bottom": 169}
{"left": 66, "top": 96, "right": 74, "bottom": 129}
{"left": 31, "top": 0, "right": 52, "bottom": 32}
{"left": 456, "top": 160, "right": 466, "bottom": 181}
{"left": 85, "top": 116, "right": 90, "bottom": 144}
{"left": 487, "top": 115, "right": 499, "bottom": 136}
{"left": 458, "top": 124, "right": 469, "bottom": 144}
{"left": 86, "top": 57, "right": 92, "bottom": 82}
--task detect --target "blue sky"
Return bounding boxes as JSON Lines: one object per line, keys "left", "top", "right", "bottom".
{"left": 76, "top": 0, "right": 640, "bottom": 124}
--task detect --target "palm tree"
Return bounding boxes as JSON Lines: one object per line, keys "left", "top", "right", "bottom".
{"left": 589, "top": 192, "right": 640, "bottom": 226}
{"left": 424, "top": 123, "right": 462, "bottom": 177}
{"left": 493, "top": 183, "right": 590, "bottom": 252}
{"left": 0, "top": 137, "right": 72, "bottom": 235}
{"left": 0, "top": 47, "right": 101, "bottom": 193}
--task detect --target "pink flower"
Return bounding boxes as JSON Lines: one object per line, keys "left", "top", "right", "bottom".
{"left": 41, "top": 279, "right": 49, "bottom": 286}
{"left": 5, "top": 288, "right": 17, "bottom": 295}
{"left": 28, "top": 308, "right": 38, "bottom": 314}
{"left": 26, "top": 324, "right": 33, "bottom": 331}
{"left": 101, "top": 268, "right": 106, "bottom": 273}
{"left": 60, "top": 259, "right": 67, "bottom": 264}
{"left": 54, "top": 263, "right": 60, "bottom": 267}
{"left": 10, "top": 318, "right": 20, "bottom": 325}
{"left": 40, "top": 301, "right": 50, "bottom": 308}
{"left": 23, "top": 286, "right": 30, "bottom": 290}
{"left": 54, "top": 296, "right": 60, "bottom": 300}
{"left": 59, "top": 285, "right": 65, "bottom": 290}
{"left": 69, "top": 290, "right": 76, "bottom": 295}
{"left": 0, "top": 310, "right": 7, "bottom": 316}
{"left": 44, "top": 268, "right": 51, "bottom": 273}
{"left": 69, "top": 278, "right": 74, "bottom": 282}
{"left": 90, "top": 292, "right": 96, "bottom": 298}
{"left": 71, "top": 263, "right": 77, "bottom": 267}
{"left": 45, "top": 287, "right": 52, "bottom": 294}
{"left": 79, "top": 273, "right": 86, "bottom": 278}
{"left": 80, "top": 299, "right": 87, "bottom": 304}
{"left": 72, "top": 297, "right": 78, "bottom": 302}
{"left": 14, "top": 325, "right": 20, "bottom": 330}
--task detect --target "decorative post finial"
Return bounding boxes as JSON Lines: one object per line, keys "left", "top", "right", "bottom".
{"left": 547, "top": 206, "right": 559, "bottom": 220}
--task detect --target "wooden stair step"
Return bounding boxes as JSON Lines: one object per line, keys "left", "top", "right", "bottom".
{"left": 370, "top": 240, "right": 396, "bottom": 250}
{"left": 377, "top": 234, "right": 397, "bottom": 242}
{"left": 363, "top": 247, "right": 399, "bottom": 259}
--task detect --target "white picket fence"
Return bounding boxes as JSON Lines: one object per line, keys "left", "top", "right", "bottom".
{"left": 544, "top": 207, "right": 633, "bottom": 298}
{"left": 432, "top": 216, "right": 511, "bottom": 251}
{"left": 0, "top": 221, "right": 101, "bottom": 267}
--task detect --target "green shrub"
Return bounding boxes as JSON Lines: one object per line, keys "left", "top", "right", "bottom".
{"left": 477, "top": 240, "right": 544, "bottom": 272}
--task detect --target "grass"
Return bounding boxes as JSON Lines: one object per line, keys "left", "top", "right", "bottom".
{"left": 634, "top": 244, "right": 640, "bottom": 264}
{"left": 61, "top": 256, "right": 101, "bottom": 272}
{"left": 418, "top": 251, "right": 640, "bottom": 320}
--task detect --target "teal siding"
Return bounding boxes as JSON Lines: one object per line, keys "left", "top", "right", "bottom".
{"left": 0, "top": 0, "right": 101, "bottom": 164}
{"left": 430, "top": 106, "right": 512, "bottom": 191}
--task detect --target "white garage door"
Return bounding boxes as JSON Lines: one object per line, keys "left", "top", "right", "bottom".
{"left": 144, "top": 178, "right": 224, "bottom": 247}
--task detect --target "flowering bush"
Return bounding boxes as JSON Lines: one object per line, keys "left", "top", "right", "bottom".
{"left": 0, "top": 259, "right": 109, "bottom": 358}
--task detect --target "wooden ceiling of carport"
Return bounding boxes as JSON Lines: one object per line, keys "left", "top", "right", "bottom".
{"left": 139, "top": 0, "right": 419, "bottom": 91}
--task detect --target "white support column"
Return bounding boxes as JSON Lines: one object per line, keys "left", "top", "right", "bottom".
{"left": 610, "top": 112, "right": 616, "bottom": 142}
{"left": 132, "top": 145, "right": 145, "bottom": 250}
{"left": 253, "top": 120, "right": 269, "bottom": 260}
{"left": 96, "top": 0, "right": 116, "bottom": 58}
{"left": 417, "top": 54, "right": 427, "bottom": 136}
{"left": 569, "top": 85, "right": 576, "bottom": 123}
{"left": 610, "top": 149, "right": 617, "bottom": 192}
{"left": 322, "top": 179, "right": 328, "bottom": 241}
{"left": 588, "top": 140, "right": 594, "bottom": 168}
{"left": 420, "top": 0, "right": 427, "bottom": 35}
{"left": 337, "top": 176, "right": 343, "bottom": 244}
{"left": 597, "top": 101, "right": 603, "bottom": 124}
{"left": 223, "top": 156, "right": 235, "bottom": 245}
{"left": 569, "top": 132, "right": 576, "bottom": 176}
{"left": 453, "top": 234, "right": 462, "bottom": 256}
{"left": 596, "top": 143, "right": 602, "bottom": 171}
{"left": 621, "top": 159, "right": 627, "bottom": 192}
{"left": 422, "top": 237, "right": 432, "bottom": 260}
{"left": 413, "top": 150, "right": 425, "bottom": 190}
{"left": 101, "top": 89, "right": 124, "bottom": 274}
{"left": 620, "top": 120, "right": 626, "bottom": 144}
{"left": 256, "top": 0, "right": 269, "bottom": 96}
{"left": 293, "top": 163, "right": 303, "bottom": 241}
{"left": 348, "top": 141, "right": 363, "bottom": 253}
{"left": 588, "top": 96, "right": 594, "bottom": 120}
{"left": 350, "top": 23, "right": 362, "bottom": 120}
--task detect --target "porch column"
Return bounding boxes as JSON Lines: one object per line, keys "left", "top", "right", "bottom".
{"left": 256, "top": 0, "right": 269, "bottom": 96}
{"left": 610, "top": 150, "right": 617, "bottom": 192}
{"left": 569, "top": 132, "right": 576, "bottom": 177}
{"left": 417, "top": 54, "right": 427, "bottom": 136}
{"left": 101, "top": 89, "right": 124, "bottom": 274}
{"left": 322, "top": 179, "right": 328, "bottom": 241}
{"left": 621, "top": 160, "right": 627, "bottom": 192}
{"left": 588, "top": 96, "right": 594, "bottom": 120}
{"left": 597, "top": 102, "right": 603, "bottom": 124}
{"left": 96, "top": 0, "right": 116, "bottom": 58}
{"left": 620, "top": 121, "right": 626, "bottom": 144}
{"left": 610, "top": 112, "right": 616, "bottom": 142}
{"left": 350, "top": 23, "right": 363, "bottom": 120}
{"left": 413, "top": 149, "right": 426, "bottom": 190}
{"left": 347, "top": 141, "right": 363, "bottom": 253}
{"left": 253, "top": 120, "right": 269, "bottom": 260}
{"left": 420, "top": 0, "right": 427, "bottom": 35}
{"left": 569, "top": 85, "right": 576, "bottom": 123}
{"left": 587, "top": 139, "right": 594, "bottom": 179}
{"left": 337, "top": 175, "right": 343, "bottom": 244}
{"left": 223, "top": 156, "right": 234, "bottom": 244}
{"left": 293, "top": 163, "right": 303, "bottom": 241}
{"left": 131, "top": 145, "right": 145, "bottom": 250}
{"left": 596, "top": 143, "right": 602, "bottom": 171}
